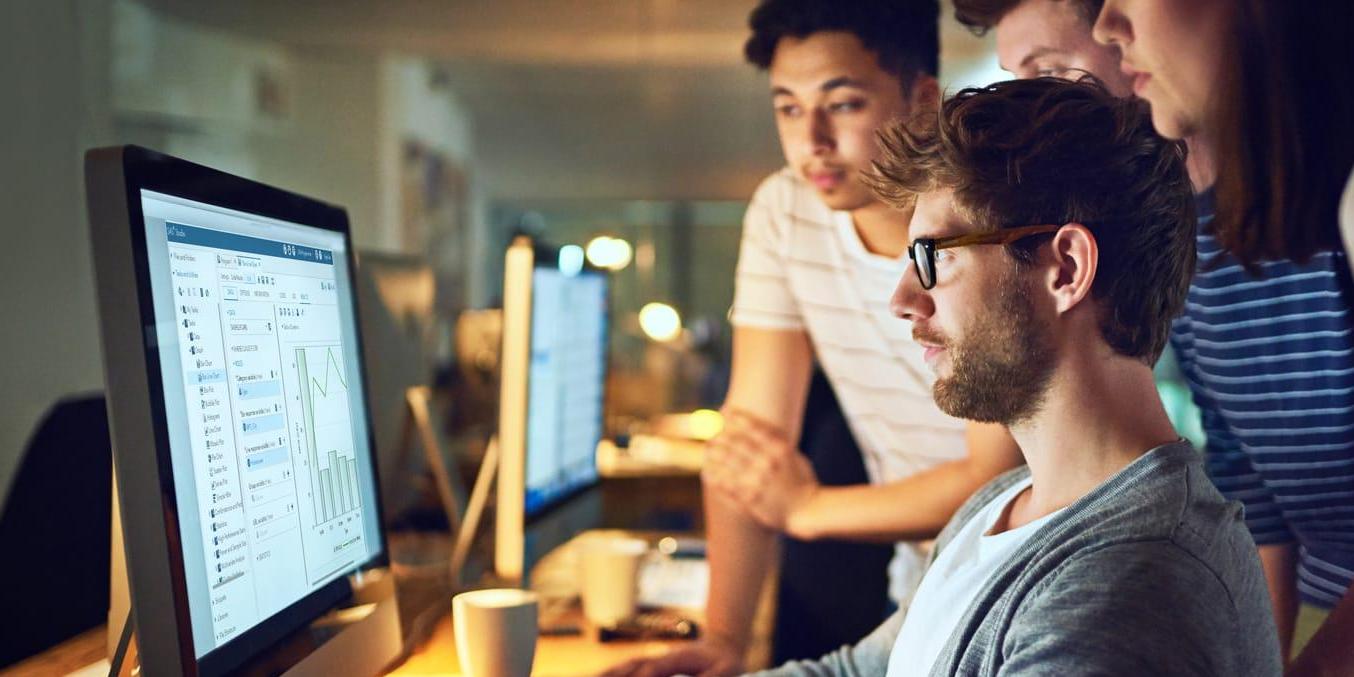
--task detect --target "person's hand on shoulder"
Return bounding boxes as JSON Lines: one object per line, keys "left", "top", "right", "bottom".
{"left": 703, "top": 409, "right": 821, "bottom": 539}
{"left": 600, "top": 637, "right": 744, "bottom": 677}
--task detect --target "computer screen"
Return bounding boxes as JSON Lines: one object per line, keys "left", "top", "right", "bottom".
{"left": 138, "top": 189, "right": 382, "bottom": 658}
{"left": 523, "top": 267, "right": 607, "bottom": 516}
{"left": 495, "top": 237, "right": 608, "bottom": 582}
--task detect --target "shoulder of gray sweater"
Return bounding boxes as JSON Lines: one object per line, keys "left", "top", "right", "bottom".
{"left": 1019, "top": 443, "right": 1260, "bottom": 605}
{"left": 1067, "top": 442, "right": 1246, "bottom": 558}
{"left": 936, "top": 442, "right": 1236, "bottom": 567}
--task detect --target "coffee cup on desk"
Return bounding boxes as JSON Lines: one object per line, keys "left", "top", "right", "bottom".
{"left": 578, "top": 537, "right": 649, "bottom": 627}
{"left": 452, "top": 588, "right": 538, "bottom": 677}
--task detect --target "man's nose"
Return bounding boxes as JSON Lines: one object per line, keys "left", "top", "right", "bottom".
{"left": 1092, "top": 0, "right": 1132, "bottom": 47}
{"left": 891, "top": 265, "right": 933, "bottom": 322}
{"left": 807, "top": 108, "right": 833, "bottom": 156}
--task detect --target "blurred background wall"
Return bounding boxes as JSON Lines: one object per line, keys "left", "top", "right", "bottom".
{"left": 0, "top": 0, "right": 1007, "bottom": 508}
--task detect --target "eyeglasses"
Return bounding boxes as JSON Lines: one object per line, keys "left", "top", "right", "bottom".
{"left": 908, "top": 224, "right": 1063, "bottom": 290}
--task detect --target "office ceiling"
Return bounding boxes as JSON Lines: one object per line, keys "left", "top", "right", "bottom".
{"left": 141, "top": 0, "right": 996, "bottom": 201}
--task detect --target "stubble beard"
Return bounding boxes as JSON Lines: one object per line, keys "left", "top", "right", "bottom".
{"left": 931, "top": 276, "right": 1058, "bottom": 426}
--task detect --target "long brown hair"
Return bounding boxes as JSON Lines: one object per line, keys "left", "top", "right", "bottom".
{"left": 1211, "top": 1, "right": 1354, "bottom": 267}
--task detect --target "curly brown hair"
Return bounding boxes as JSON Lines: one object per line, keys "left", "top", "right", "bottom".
{"left": 744, "top": 0, "right": 940, "bottom": 88}
{"left": 867, "top": 77, "right": 1195, "bottom": 364}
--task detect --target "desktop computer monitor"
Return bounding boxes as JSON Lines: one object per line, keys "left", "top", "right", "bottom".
{"left": 495, "top": 236, "right": 609, "bottom": 583}
{"left": 85, "top": 146, "right": 400, "bottom": 676}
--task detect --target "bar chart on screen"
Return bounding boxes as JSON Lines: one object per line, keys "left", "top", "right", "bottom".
{"left": 276, "top": 299, "right": 369, "bottom": 584}
{"left": 293, "top": 345, "right": 362, "bottom": 526}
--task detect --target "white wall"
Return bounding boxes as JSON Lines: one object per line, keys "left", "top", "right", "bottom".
{"left": 379, "top": 57, "right": 491, "bottom": 306}
{"left": 0, "top": 0, "right": 115, "bottom": 505}
{"left": 252, "top": 49, "right": 386, "bottom": 250}
{"left": 0, "top": 0, "right": 484, "bottom": 509}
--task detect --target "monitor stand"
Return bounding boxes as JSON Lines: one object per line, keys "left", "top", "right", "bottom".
{"left": 106, "top": 475, "right": 402, "bottom": 676}
{"left": 450, "top": 435, "right": 499, "bottom": 587}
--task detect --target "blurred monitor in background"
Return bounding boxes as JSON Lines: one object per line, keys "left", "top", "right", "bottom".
{"left": 495, "top": 236, "right": 609, "bottom": 585}
{"left": 355, "top": 251, "right": 438, "bottom": 523}
{"left": 360, "top": 252, "right": 437, "bottom": 338}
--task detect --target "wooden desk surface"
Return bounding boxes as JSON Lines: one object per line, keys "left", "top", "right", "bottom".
{"left": 9, "top": 532, "right": 776, "bottom": 676}
{"left": 389, "top": 610, "right": 682, "bottom": 677}
{"left": 4, "top": 626, "right": 107, "bottom": 677}
{"left": 8, "top": 595, "right": 771, "bottom": 677}
{"left": 2, "top": 617, "right": 679, "bottom": 677}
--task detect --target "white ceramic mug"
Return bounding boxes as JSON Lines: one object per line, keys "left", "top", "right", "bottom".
{"left": 452, "top": 588, "right": 538, "bottom": 677}
{"left": 578, "top": 537, "right": 648, "bottom": 627}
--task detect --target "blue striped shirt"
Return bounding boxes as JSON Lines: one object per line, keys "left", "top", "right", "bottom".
{"left": 1170, "top": 192, "right": 1354, "bottom": 608}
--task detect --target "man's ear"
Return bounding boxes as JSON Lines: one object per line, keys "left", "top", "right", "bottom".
{"left": 907, "top": 74, "right": 940, "bottom": 114}
{"left": 1046, "top": 223, "right": 1098, "bottom": 314}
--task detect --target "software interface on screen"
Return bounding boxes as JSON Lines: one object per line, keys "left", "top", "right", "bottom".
{"left": 524, "top": 268, "right": 607, "bottom": 516}
{"left": 139, "top": 190, "right": 381, "bottom": 658}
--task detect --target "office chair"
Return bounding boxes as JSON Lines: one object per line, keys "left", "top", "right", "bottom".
{"left": 0, "top": 393, "right": 112, "bottom": 667}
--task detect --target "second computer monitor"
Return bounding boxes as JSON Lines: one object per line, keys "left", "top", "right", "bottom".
{"left": 496, "top": 236, "right": 608, "bottom": 582}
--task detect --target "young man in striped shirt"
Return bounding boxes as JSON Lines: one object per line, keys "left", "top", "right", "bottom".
{"left": 606, "top": 2, "right": 1023, "bottom": 675}
{"left": 953, "top": 0, "right": 1354, "bottom": 673}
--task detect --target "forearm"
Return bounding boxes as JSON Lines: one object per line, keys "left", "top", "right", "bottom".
{"left": 702, "top": 325, "right": 810, "bottom": 652}
{"left": 1258, "top": 543, "right": 1299, "bottom": 660}
{"left": 749, "top": 609, "right": 904, "bottom": 677}
{"left": 704, "top": 482, "right": 778, "bottom": 652}
{"left": 786, "top": 456, "right": 1002, "bottom": 542}
{"left": 1288, "top": 586, "right": 1354, "bottom": 676}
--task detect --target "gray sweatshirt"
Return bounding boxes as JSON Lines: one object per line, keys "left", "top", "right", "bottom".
{"left": 754, "top": 442, "right": 1283, "bottom": 676}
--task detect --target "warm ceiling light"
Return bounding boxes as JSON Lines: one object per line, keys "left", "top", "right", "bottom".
{"left": 639, "top": 302, "right": 682, "bottom": 342}
{"left": 586, "top": 236, "right": 633, "bottom": 271}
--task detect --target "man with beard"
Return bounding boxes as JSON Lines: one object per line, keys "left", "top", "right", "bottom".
{"left": 742, "top": 77, "right": 1283, "bottom": 676}
{"left": 608, "top": 3, "right": 1025, "bottom": 675}
{"left": 957, "top": 3, "right": 1354, "bottom": 670}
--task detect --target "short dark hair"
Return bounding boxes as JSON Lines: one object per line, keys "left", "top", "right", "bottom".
{"left": 744, "top": 0, "right": 940, "bottom": 88}
{"left": 1210, "top": 0, "right": 1354, "bottom": 267}
{"left": 867, "top": 78, "right": 1195, "bottom": 364}
{"left": 953, "top": 0, "right": 1104, "bottom": 36}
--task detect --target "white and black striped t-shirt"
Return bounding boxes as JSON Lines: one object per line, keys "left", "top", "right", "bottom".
{"left": 730, "top": 168, "right": 969, "bottom": 604}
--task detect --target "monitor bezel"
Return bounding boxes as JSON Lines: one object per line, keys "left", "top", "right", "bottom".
{"left": 107, "top": 145, "right": 392, "bottom": 676}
